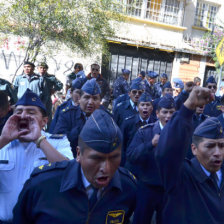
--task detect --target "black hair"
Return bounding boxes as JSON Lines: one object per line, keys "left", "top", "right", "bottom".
{"left": 74, "top": 63, "right": 83, "bottom": 70}
{"left": 0, "top": 91, "right": 9, "bottom": 111}
{"left": 78, "top": 137, "right": 89, "bottom": 154}
{"left": 192, "top": 135, "right": 204, "bottom": 147}
{"left": 39, "top": 108, "right": 47, "bottom": 117}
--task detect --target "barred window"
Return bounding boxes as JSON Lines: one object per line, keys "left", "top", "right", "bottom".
{"left": 113, "top": 0, "right": 183, "bottom": 26}
{"left": 194, "top": 2, "right": 218, "bottom": 29}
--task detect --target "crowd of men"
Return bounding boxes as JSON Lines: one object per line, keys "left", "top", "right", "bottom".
{"left": 0, "top": 60, "right": 224, "bottom": 224}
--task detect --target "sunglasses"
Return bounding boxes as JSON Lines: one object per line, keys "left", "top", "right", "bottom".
{"left": 207, "top": 85, "right": 217, "bottom": 89}
{"left": 131, "top": 90, "right": 144, "bottom": 95}
{"left": 91, "top": 68, "right": 99, "bottom": 71}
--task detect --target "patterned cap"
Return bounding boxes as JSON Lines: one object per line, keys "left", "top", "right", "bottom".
{"left": 146, "top": 71, "right": 158, "bottom": 79}
{"left": 122, "top": 69, "right": 130, "bottom": 75}
{"left": 158, "top": 94, "right": 175, "bottom": 109}
{"left": 38, "top": 62, "right": 48, "bottom": 69}
{"left": 81, "top": 78, "right": 101, "bottom": 95}
{"left": 15, "top": 89, "right": 46, "bottom": 113}
{"left": 80, "top": 109, "right": 122, "bottom": 153}
{"left": 194, "top": 117, "right": 224, "bottom": 139}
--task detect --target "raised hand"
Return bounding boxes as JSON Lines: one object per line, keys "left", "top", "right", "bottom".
{"left": 19, "top": 116, "right": 42, "bottom": 142}
{"left": 184, "top": 86, "right": 214, "bottom": 110}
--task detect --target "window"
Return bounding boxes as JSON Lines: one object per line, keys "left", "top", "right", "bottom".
{"left": 194, "top": 2, "right": 218, "bottom": 29}
{"left": 113, "top": 0, "right": 183, "bottom": 26}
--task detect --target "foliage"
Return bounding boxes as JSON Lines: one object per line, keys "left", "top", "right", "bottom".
{"left": 202, "top": 25, "right": 224, "bottom": 69}
{"left": 0, "top": 0, "right": 121, "bottom": 63}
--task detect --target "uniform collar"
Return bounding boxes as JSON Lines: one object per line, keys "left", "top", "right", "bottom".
{"left": 60, "top": 160, "right": 122, "bottom": 192}
{"left": 190, "top": 157, "right": 223, "bottom": 184}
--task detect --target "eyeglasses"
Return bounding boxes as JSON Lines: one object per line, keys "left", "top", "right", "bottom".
{"left": 131, "top": 90, "right": 144, "bottom": 95}
{"left": 207, "top": 85, "right": 217, "bottom": 89}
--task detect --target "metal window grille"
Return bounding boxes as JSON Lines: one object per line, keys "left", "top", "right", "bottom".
{"left": 113, "top": 0, "right": 183, "bottom": 26}
{"left": 194, "top": 2, "right": 218, "bottom": 29}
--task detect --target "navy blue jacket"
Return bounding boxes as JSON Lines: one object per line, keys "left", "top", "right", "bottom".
{"left": 155, "top": 105, "right": 224, "bottom": 224}
{"left": 145, "top": 82, "right": 160, "bottom": 100}
{"left": 217, "top": 113, "right": 224, "bottom": 129}
{"left": 120, "top": 114, "right": 156, "bottom": 166}
{"left": 53, "top": 106, "right": 86, "bottom": 153}
{"left": 126, "top": 120, "right": 162, "bottom": 186}
{"left": 13, "top": 160, "right": 137, "bottom": 224}
{"left": 174, "top": 90, "right": 189, "bottom": 110}
{"left": 49, "top": 99, "right": 73, "bottom": 133}
{"left": 204, "top": 96, "right": 222, "bottom": 117}
{"left": 113, "top": 100, "right": 138, "bottom": 127}
{"left": 113, "top": 76, "right": 129, "bottom": 99}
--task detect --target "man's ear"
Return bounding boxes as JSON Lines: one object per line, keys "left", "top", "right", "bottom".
{"left": 191, "top": 143, "right": 197, "bottom": 156}
{"left": 41, "top": 117, "right": 48, "bottom": 128}
{"left": 76, "top": 146, "right": 81, "bottom": 162}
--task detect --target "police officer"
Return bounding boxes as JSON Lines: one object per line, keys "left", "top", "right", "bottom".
{"left": 145, "top": 71, "right": 160, "bottom": 99}
{"left": 0, "top": 91, "right": 13, "bottom": 135}
{"left": 86, "top": 63, "right": 111, "bottom": 109}
{"left": 152, "top": 81, "right": 173, "bottom": 117}
{"left": 113, "top": 78, "right": 144, "bottom": 128}
{"left": 53, "top": 78, "right": 102, "bottom": 155}
{"left": 127, "top": 94, "right": 176, "bottom": 224}
{"left": 172, "top": 77, "right": 184, "bottom": 98}
{"left": 113, "top": 69, "right": 130, "bottom": 99}
{"left": 0, "top": 89, "right": 73, "bottom": 223}
{"left": 13, "top": 109, "right": 137, "bottom": 224}
{"left": 203, "top": 76, "right": 222, "bottom": 117}
{"left": 0, "top": 78, "right": 17, "bottom": 105}
{"left": 38, "top": 62, "right": 63, "bottom": 128}
{"left": 49, "top": 78, "right": 87, "bottom": 134}
{"left": 155, "top": 86, "right": 224, "bottom": 224}
{"left": 175, "top": 81, "right": 194, "bottom": 110}
{"left": 13, "top": 61, "right": 44, "bottom": 100}
{"left": 155, "top": 73, "right": 169, "bottom": 97}
{"left": 120, "top": 93, "right": 155, "bottom": 166}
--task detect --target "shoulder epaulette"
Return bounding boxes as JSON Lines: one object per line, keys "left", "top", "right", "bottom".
{"left": 125, "top": 115, "right": 135, "bottom": 120}
{"left": 118, "top": 167, "right": 137, "bottom": 184}
{"left": 31, "top": 161, "right": 69, "bottom": 177}
{"left": 140, "top": 123, "right": 154, "bottom": 129}
{"left": 62, "top": 105, "right": 78, "bottom": 113}
{"left": 49, "top": 134, "right": 65, "bottom": 139}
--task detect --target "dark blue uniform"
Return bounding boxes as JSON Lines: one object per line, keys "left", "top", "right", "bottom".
{"left": 217, "top": 113, "right": 224, "bottom": 129}
{"left": 203, "top": 96, "right": 222, "bottom": 117}
{"left": 0, "top": 78, "right": 17, "bottom": 105}
{"left": 113, "top": 76, "right": 129, "bottom": 99}
{"left": 145, "top": 81, "right": 160, "bottom": 100}
{"left": 13, "top": 160, "right": 137, "bottom": 224}
{"left": 155, "top": 105, "right": 224, "bottom": 224}
{"left": 127, "top": 120, "right": 164, "bottom": 224}
{"left": 0, "top": 109, "right": 13, "bottom": 135}
{"left": 174, "top": 90, "right": 189, "bottom": 110}
{"left": 113, "top": 100, "right": 138, "bottom": 127}
{"left": 49, "top": 99, "right": 74, "bottom": 134}
{"left": 53, "top": 106, "right": 86, "bottom": 154}
{"left": 120, "top": 114, "right": 156, "bottom": 166}
{"left": 112, "top": 93, "right": 129, "bottom": 112}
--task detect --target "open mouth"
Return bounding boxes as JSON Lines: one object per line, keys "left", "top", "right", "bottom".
{"left": 18, "top": 119, "right": 29, "bottom": 130}
{"left": 143, "top": 111, "right": 148, "bottom": 115}
{"left": 96, "top": 176, "right": 109, "bottom": 186}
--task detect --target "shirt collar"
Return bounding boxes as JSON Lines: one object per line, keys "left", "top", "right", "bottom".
{"left": 200, "top": 164, "right": 222, "bottom": 183}
{"left": 139, "top": 115, "right": 149, "bottom": 123}
{"left": 159, "top": 121, "right": 164, "bottom": 130}
{"left": 81, "top": 168, "right": 91, "bottom": 189}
